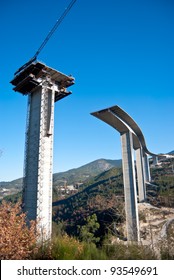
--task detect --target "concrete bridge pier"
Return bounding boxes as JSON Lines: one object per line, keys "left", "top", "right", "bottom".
{"left": 153, "top": 155, "right": 158, "bottom": 166}
{"left": 143, "top": 153, "right": 151, "bottom": 183}
{"left": 135, "top": 147, "right": 146, "bottom": 202}
{"left": 11, "top": 61, "right": 75, "bottom": 241}
{"left": 121, "top": 131, "right": 140, "bottom": 242}
{"left": 23, "top": 81, "right": 55, "bottom": 240}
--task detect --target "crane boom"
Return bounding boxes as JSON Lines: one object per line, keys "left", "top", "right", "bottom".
{"left": 34, "top": 0, "right": 77, "bottom": 59}
{"left": 14, "top": 0, "right": 77, "bottom": 75}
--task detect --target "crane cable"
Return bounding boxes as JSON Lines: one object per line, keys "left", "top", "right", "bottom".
{"left": 15, "top": 0, "right": 77, "bottom": 75}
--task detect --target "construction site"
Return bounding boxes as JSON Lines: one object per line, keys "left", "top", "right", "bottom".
{"left": 1, "top": 0, "right": 174, "bottom": 263}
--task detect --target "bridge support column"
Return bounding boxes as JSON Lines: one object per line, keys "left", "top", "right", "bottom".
{"left": 23, "top": 83, "right": 55, "bottom": 240}
{"left": 143, "top": 153, "right": 151, "bottom": 182}
{"left": 153, "top": 155, "right": 158, "bottom": 166}
{"left": 135, "top": 147, "right": 146, "bottom": 202}
{"left": 121, "top": 131, "right": 140, "bottom": 242}
{"left": 11, "top": 62, "right": 75, "bottom": 242}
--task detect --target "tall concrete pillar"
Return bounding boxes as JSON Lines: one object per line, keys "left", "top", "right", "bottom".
{"left": 23, "top": 80, "right": 55, "bottom": 240}
{"left": 153, "top": 155, "right": 158, "bottom": 166}
{"left": 135, "top": 147, "right": 146, "bottom": 202}
{"left": 143, "top": 153, "right": 151, "bottom": 182}
{"left": 121, "top": 131, "right": 140, "bottom": 241}
{"left": 11, "top": 62, "right": 75, "bottom": 241}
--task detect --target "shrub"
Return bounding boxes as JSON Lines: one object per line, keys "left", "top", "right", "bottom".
{"left": 51, "top": 234, "right": 83, "bottom": 260}
{"left": 52, "top": 235, "right": 107, "bottom": 260}
{"left": 103, "top": 239, "right": 156, "bottom": 260}
{"left": 79, "top": 242, "right": 107, "bottom": 260}
{"left": 0, "top": 201, "right": 38, "bottom": 260}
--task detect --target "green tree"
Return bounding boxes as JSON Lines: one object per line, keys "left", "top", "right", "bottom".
{"left": 78, "top": 214, "right": 100, "bottom": 244}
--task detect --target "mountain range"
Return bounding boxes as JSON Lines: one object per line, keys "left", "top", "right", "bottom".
{"left": 1, "top": 149, "right": 173, "bottom": 200}
{"left": 53, "top": 158, "right": 122, "bottom": 186}
{"left": 0, "top": 158, "right": 122, "bottom": 199}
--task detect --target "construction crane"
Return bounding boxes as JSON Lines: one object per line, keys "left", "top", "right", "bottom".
{"left": 14, "top": 0, "right": 77, "bottom": 76}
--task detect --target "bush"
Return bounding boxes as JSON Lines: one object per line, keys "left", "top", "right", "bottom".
{"left": 79, "top": 242, "right": 107, "bottom": 260}
{"left": 51, "top": 235, "right": 107, "bottom": 260}
{"left": 51, "top": 234, "right": 83, "bottom": 260}
{"left": 103, "top": 239, "right": 156, "bottom": 260}
{"left": 0, "top": 201, "right": 38, "bottom": 260}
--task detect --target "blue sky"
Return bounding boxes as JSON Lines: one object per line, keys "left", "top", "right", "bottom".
{"left": 0, "top": 0, "right": 174, "bottom": 181}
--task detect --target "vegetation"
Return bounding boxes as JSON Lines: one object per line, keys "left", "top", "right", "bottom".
{"left": 0, "top": 157, "right": 174, "bottom": 260}
{"left": 53, "top": 158, "right": 122, "bottom": 186}
{"left": 1, "top": 197, "right": 174, "bottom": 260}
{"left": 2, "top": 191, "right": 22, "bottom": 204}
{"left": 78, "top": 214, "right": 100, "bottom": 243}
{"left": 52, "top": 167, "right": 124, "bottom": 240}
{"left": 0, "top": 159, "right": 121, "bottom": 200}
{"left": 0, "top": 200, "right": 107, "bottom": 260}
{"left": 0, "top": 201, "right": 38, "bottom": 259}
{"left": 103, "top": 240, "right": 156, "bottom": 260}
{"left": 151, "top": 159, "right": 174, "bottom": 207}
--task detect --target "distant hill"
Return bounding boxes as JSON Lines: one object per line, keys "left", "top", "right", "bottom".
{"left": 1, "top": 152, "right": 174, "bottom": 201}
{"left": 0, "top": 178, "right": 23, "bottom": 188}
{"left": 0, "top": 158, "right": 122, "bottom": 199}
{"left": 0, "top": 178, "right": 23, "bottom": 200}
{"left": 53, "top": 159, "right": 122, "bottom": 186}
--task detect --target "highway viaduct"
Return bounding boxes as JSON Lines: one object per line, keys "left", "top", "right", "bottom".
{"left": 91, "top": 105, "right": 168, "bottom": 242}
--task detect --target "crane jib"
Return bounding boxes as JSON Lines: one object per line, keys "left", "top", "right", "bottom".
{"left": 14, "top": 0, "right": 77, "bottom": 76}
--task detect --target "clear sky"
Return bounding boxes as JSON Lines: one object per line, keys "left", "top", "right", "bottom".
{"left": 0, "top": 0, "right": 174, "bottom": 181}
